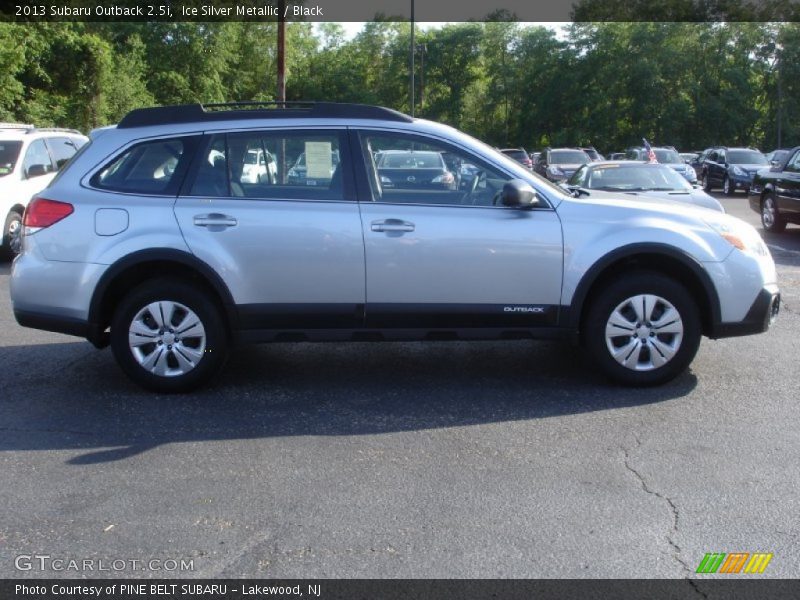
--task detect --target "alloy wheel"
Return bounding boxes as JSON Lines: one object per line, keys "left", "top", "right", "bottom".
{"left": 127, "top": 301, "right": 207, "bottom": 377}
{"left": 604, "top": 294, "right": 684, "bottom": 371}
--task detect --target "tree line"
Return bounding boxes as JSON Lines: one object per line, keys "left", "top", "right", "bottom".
{"left": 1, "top": 20, "right": 797, "bottom": 153}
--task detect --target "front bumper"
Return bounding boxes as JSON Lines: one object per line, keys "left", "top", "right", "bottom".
{"left": 730, "top": 172, "right": 754, "bottom": 190}
{"left": 712, "top": 287, "right": 780, "bottom": 338}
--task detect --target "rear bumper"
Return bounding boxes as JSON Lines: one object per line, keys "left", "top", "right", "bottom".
{"left": 13, "top": 309, "right": 109, "bottom": 348}
{"left": 711, "top": 287, "right": 780, "bottom": 338}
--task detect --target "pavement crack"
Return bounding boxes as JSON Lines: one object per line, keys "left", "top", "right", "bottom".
{"left": 620, "top": 436, "right": 699, "bottom": 586}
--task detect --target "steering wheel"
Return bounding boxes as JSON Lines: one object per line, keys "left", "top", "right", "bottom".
{"left": 462, "top": 170, "right": 485, "bottom": 205}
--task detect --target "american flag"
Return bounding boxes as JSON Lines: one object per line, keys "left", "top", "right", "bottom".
{"left": 642, "top": 138, "right": 658, "bottom": 163}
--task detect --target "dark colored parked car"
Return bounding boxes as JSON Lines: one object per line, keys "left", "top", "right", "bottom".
{"left": 534, "top": 148, "right": 591, "bottom": 182}
{"left": 499, "top": 148, "right": 533, "bottom": 169}
{"left": 700, "top": 147, "right": 768, "bottom": 196}
{"left": 563, "top": 161, "right": 724, "bottom": 212}
{"left": 376, "top": 150, "right": 456, "bottom": 190}
{"left": 625, "top": 146, "right": 697, "bottom": 183}
{"left": 749, "top": 146, "right": 800, "bottom": 232}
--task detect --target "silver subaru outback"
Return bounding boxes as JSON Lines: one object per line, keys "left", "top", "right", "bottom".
{"left": 10, "top": 103, "right": 780, "bottom": 392}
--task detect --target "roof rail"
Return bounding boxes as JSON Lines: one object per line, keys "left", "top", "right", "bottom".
{"left": 0, "top": 123, "right": 34, "bottom": 130}
{"left": 118, "top": 102, "right": 414, "bottom": 129}
{"left": 26, "top": 127, "right": 83, "bottom": 135}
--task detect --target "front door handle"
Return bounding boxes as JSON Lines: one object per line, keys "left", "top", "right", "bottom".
{"left": 193, "top": 213, "right": 238, "bottom": 227}
{"left": 371, "top": 219, "right": 415, "bottom": 233}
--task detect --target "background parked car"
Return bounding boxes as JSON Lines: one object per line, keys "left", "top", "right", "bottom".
{"left": 499, "top": 148, "right": 533, "bottom": 170}
{"left": 534, "top": 148, "right": 591, "bottom": 182}
{"left": 376, "top": 150, "right": 457, "bottom": 190}
{"left": 608, "top": 152, "right": 627, "bottom": 160}
{"left": 680, "top": 152, "right": 699, "bottom": 163}
{"left": 0, "top": 124, "right": 88, "bottom": 258}
{"left": 625, "top": 145, "right": 697, "bottom": 184}
{"left": 765, "top": 148, "right": 791, "bottom": 167}
{"left": 749, "top": 145, "right": 800, "bottom": 232}
{"left": 563, "top": 161, "right": 724, "bottom": 212}
{"left": 580, "top": 146, "right": 605, "bottom": 161}
{"left": 700, "top": 146, "right": 768, "bottom": 196}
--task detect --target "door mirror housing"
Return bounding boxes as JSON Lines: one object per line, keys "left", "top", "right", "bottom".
{"left": 500, "top": 179, "right": 539, "bottom": 207}
{"left": 26, "top": 164, "right": 48, "bottom": 179}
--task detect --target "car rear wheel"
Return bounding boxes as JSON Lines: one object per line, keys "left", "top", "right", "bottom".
{"left": 2, "top": 210, "right": 23, "bottom": 259}
{"left": 584, "top": 271, "right": 701, "bottom": 386}
{"left": 110, "top": 278, "right": 229, "bottom": 392}
{"left": 761, "top": 193, "right": 787, "bottom": 233}
{"left": 701, "top": 172, "right": 712, "bottom": 192}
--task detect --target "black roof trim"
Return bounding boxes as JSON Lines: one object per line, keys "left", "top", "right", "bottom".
{"left": 118, "top": 102, "right": 413, "bottom": 129}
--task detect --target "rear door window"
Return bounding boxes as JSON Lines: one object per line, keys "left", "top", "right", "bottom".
{"left": 188, "top": 130, "right": 351, "bottom": 201}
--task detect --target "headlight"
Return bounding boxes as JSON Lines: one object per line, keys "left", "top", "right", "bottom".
{"left": 732, "top": 165, "right": 745, "bottom": 177}
{"left": 548, "top": 165, "right": 563, "bottom": 175}
{"left": 704, "top": 218, "right": 768, "bottom": 257}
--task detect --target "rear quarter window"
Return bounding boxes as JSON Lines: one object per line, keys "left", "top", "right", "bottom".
{"left": 91, "top": 136, "right": 200, "bottom": 195}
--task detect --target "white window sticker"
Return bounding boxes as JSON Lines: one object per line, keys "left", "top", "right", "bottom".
{"left": 305, "top": 141, "right": 333, "bottom": 179}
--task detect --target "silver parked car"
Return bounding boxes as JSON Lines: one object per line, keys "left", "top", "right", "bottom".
{"left": 563, "top": 161, "right": 725, "bottom": 212}
{"left": 11, "top": 102, "right": 780, "bottom": 392}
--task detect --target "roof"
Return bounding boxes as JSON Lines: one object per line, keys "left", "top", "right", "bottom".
{"left": 118, "top": 102, "right": 413, "bottom": 129}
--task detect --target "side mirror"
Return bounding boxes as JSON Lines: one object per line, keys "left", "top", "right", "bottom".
{"left": 770, "top": 159, "right": 780, "bottom": 167}
{"left": 501, "top": 179, "right": 539, "bottom": 207}
{"left": 26, "top": 164, "right": 48, "bottom": 179}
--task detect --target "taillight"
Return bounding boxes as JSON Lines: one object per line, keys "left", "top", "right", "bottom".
{"left": 23, "top": 197, "right": 74, "bottom": 229}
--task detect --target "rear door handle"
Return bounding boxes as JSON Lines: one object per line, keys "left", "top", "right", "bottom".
{"left": 371, "top": 219, "right": 415, "bottom": 233}
{"left": 193, "top": 213, "right": 237, "bottom": 227}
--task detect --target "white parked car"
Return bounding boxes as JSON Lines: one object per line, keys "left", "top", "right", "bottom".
{"left": 0, "top": 124, "right": 88, "bottom": 257}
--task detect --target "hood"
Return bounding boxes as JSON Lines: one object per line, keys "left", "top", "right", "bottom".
{"left": 575, "top": 188, "right": 724, "bottom": 213}
{"left": 733, "top": 164, "right": 768, "bottom": 173}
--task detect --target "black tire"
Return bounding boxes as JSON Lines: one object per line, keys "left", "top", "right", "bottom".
{"left": 701, "top": 171, "right": 712, "bottom": 192}
{"left": 761, "top": 192, "right": 787, "bottom": 233}
{"left": 723, "top": 175, "right": 734, "bottom": 196}
{"left": 583, "top": 271, "right": 702, "bottom": 386}
{"left": 1, "top": 210, "right": 23, "bottom": 260}
{"left": 110, "top": 278, "right": 229, "bottom": 392}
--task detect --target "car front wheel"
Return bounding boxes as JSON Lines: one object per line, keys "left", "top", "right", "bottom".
{"left": 2, "top": 210, "right": 23, "bottom": 259}
{"left": 761, "top": 193, "right": 787, "bottom": 233}
{"left": 584, "top": 271, "right": 701, "bottom": 386}
{"left": 110, "top": 279, "right": 229, "bottom": 392}
{"left": 723, "top": 175, "right": 734, "bottom": 196}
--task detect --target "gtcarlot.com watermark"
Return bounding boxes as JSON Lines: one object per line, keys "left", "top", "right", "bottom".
{"left": 15, "top": 554, "right": 194, "bottom": 573}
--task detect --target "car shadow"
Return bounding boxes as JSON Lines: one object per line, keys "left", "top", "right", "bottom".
{"left": 761, "top": 227, "right": 800, "bottom": 267}
{"left": 0, "top": 339, "right": 698, "bottom": 465}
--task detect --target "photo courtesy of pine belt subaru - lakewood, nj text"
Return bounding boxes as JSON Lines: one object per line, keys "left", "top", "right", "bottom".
{"left": 10, "top": 102, "right": 780, "bottom": 393}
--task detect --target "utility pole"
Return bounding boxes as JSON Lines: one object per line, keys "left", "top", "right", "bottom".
{"left": 417, "top": 43, "right": 426, "bottom": 111}
{"left": 409, "top": 0, "right": 415, "bottom": 116}
{"left": 277, "top": 0, "right": 286, "bottom": 105}
{"left": 277, "top": 0, "right": 287, "bottom": 182}
{"left": 777, "top": 52, "right": 782, "bottom": 148}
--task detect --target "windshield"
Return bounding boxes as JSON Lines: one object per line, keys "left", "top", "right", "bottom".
{"left": 551, "top": 150, "right": 590, "bottom": 164}
{"left": 0, "top": 141, "right": 22, "bottom": 177}
{"left": 727, "top": 150, "right": 768, "bottom": 165}
{"left": 653, "top": 149, "right": 681, "bottom": 163}
{"left": 585, "top": 164, "right": 692, "bottom": 191}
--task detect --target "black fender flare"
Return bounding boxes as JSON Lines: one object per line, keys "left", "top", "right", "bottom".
{"left": 88, "top": 248, "right": 238, "bottom": 333}
{"left": 565, "top": 242, "right": 722, "bottom": 334}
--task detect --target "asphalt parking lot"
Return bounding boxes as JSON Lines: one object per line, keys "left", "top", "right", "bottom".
{"left": 1, "top": 192, "right": 799, "bottom": 581}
